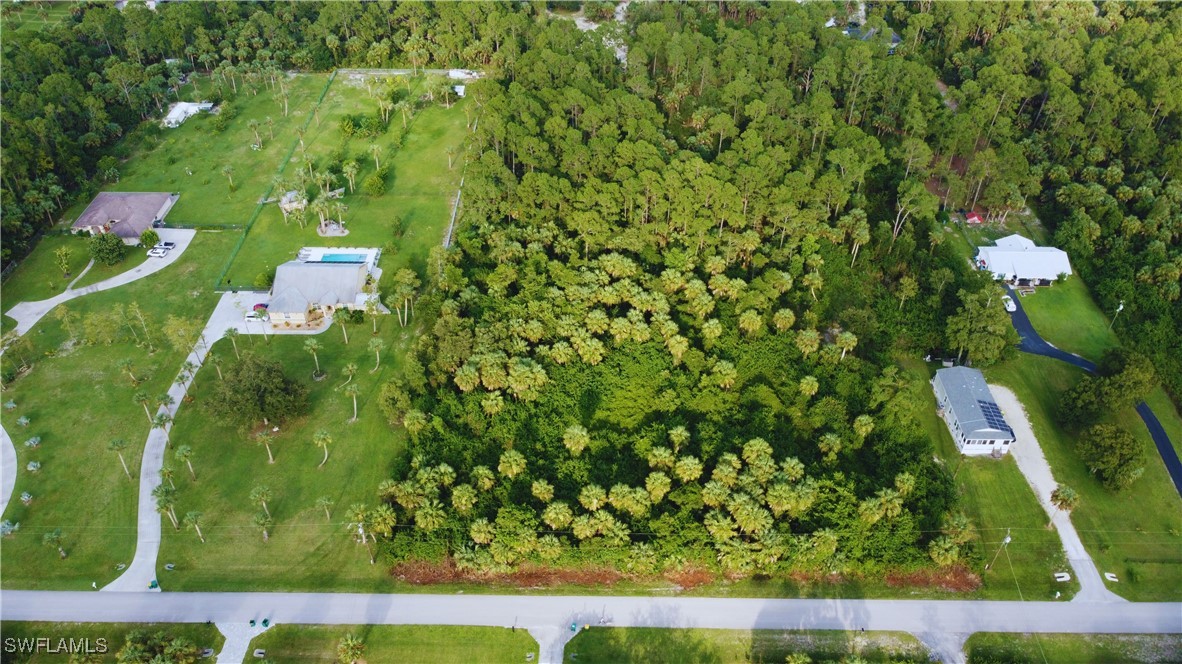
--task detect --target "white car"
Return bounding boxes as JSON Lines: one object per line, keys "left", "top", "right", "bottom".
{"left": 147, "top": 247, "right": 168, "bottom": 258}
{"left": 1001, "top": 295, "right": 1016, "bottom": 313}
{"left": 244, "top": 311, "right": 266, "bottom": 322}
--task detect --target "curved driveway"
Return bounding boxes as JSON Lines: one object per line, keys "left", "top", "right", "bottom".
{"left": 1005, "top": 286, "right": 1182, "bottom": 498}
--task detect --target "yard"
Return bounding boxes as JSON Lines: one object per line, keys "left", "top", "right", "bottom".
{"left": 0, "top": 1, "right": 78, "bottom": 35}
{"left": 221, "top": 72, "right": 470, "bottom": 288}
{"left": 0, "top": 231, "right": 236, "bottom": 589}
{"left": 0, "top": 622, "right": 223, "bottom": 664}
{"left": 984, "top": 355, "right": 1182, "bottom": 602}
{"left": 1018, "top": 276, "right": 1120, "bottom": 362}
{"left": 898, "top": 357, "right": 1079, "bottom": 601}
{"left": 564, "top": 628, "right": 929, "bottom": 663}
{"left": 965, "top": 632, "right": 1182, "bottom": 664}
{"left": 245, "top": 625, "right": 537, "bottom": 664}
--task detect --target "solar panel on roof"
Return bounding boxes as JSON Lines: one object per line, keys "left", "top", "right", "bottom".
{"left": 977, "top": 400, "right": 1014, "bottom": 435}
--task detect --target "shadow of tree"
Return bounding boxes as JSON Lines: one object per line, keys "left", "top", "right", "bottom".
{"left": 563, "top": 627, "right": 726, "bottom": 663}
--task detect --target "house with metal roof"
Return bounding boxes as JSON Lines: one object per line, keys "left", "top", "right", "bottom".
{"left": 267, "top": 248, "right": 382, "bottom": 327}
{"left": 975, "top": 234, "right": 1073, "bottom": 285}
{"left": 932, "top": 367, "right": 1016, "bottom": 456}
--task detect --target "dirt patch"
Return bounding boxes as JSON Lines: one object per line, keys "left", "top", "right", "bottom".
{"left": 663, "top": 566, "right": 714, "bottom": 590}
{"left": 390, "top": 558, "right": 626, "bottom": 588}
{"left": 883, "top": 565, "right": 981, "bottom": 592}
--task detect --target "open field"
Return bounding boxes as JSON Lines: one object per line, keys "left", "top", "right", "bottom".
{"left": 965, "top": 632, "right": 1182, "bottom": 664}
{"left": 985, "top": 355, "right": 1182, "bottom": 601}
{"left": 0, "top": 622, "right": 223, "bottom": 664}
{"left": 1018, "top": 277, "right": 1120, "bottom": 361}
{"left": 564, "top": 628, "right": 928, "bottom": 663}
{"left": 0, "top": 231, "right": 236, "bottom": 589}
{"left": 1, "top": 235, "right": 91, "bottom": 326}
{"left": 245, "top": 625, "right": 537, "bottom": 664}
{"left": 0, "top": 1, "right": 77, "bottom": 35}
{"left": 222, "top": 73, "right": 469, "bottom": 288}
{"left": 898, "top": 357, "right": 1078, "bottom": 601}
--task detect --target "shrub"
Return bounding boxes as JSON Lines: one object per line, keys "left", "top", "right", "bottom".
{"left": 139, "top": 228, "right": 160, "bottom": 248}
{"left": 89, "top": 232, "right": 126, "bottom": 266}
{"left": 362, "top": 173, "right": 386, "bottom": 197}
{"left": 1078, "top": 424, "right": 1145, "bottom": 491}
{"left": 0, "top": 520, "right": 18, "bottom": 536}
{"left": 339, "top": 115, "right": 356, "bottom": 137}
{"left": 254, "top": 270, "right": 274, "bottom": 290}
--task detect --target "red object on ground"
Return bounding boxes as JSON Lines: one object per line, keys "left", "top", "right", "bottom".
{"left": 966, "top": 212, "right": 982, "bottom": 224}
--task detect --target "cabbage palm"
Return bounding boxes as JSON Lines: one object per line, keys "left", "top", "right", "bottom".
{"left": 313, "top": 429, "right": 332, "bottom": 468}
{"left": 109, "top": 438, "right": 133, "bottom": 481}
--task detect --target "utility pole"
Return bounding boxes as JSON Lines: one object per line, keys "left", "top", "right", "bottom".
{"left": 1108, "top": 300, "right": 1124, "bottom": 331}
{"left": 985, "top": 529, "right": 1012, "bottom": 571}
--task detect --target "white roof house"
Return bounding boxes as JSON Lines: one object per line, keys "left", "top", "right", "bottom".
{"left": 163, "top": 102, "right": 215, "bottom": 128}
{"left": 932, "top": 367, "right": 1015, "bottom": 457}
{"left": 975, "top": 234, "right": 1073, "bottom": 284}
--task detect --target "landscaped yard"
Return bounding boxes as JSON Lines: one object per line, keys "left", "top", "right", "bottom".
{"left": 0, "top": 622, "right": 223, "bottom": 664}
{"left": 898, "top": 357, "right": 1078, "bottom": 601}
{"left": 965, "top": 632, "right": 1182, "bottom": 664}
{"left": 564, "top": 628, "right": 929, "bottom": 663}
{"left": 0, "top": 2, "right": 78, "bottom": 35}
{"left": 245, "top": 625, "right": 537, "bottom": 664}
{"left": 0, "top": 231, "right": 236, "bottom": 589}
{"left": 222, "top": 72, "right": 469, "bottom": 288}
{"left": 985, "top": 355, "right": 1182, "bottom": 602}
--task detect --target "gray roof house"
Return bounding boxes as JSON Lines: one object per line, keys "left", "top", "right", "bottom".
{"left": 932, "top": 367, "right": 1016, "bottom": 456}
{"left": 269, "top": 261, "right": 368, "bottom": 322}
{"left": 72, "top": 192, "right": 178, "bottom": 244}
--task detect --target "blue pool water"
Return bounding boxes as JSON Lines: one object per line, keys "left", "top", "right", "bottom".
{"left": 319, "top": 253, "right": 366, "bottom": 263}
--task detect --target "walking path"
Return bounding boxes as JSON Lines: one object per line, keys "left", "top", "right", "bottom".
{"left": 102, "top": 290, "right": 331, "bottom": 592}
{"left": 214, "top": 622, "right": 270, "bottom": 664}
{"left": 1005, "top": 286, "right": 1182, "bottom": 498}
{"left": 989, "top": 385, "right": 1125, "bottom": 604}
{"left": 65, "top": 259, "right": 95, "bottom": 290}
{"left": 2, "top": 590, "right": 1178, "bottom": 664}
{"left": 0, "top": 425, "right": 14, "bottom": 519}
{"left": 3, "top": 229, "right": 196, "bottom": 336}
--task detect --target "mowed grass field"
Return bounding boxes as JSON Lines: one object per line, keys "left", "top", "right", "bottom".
{"left": 564, "top": 628, "right": 929, "bottom": 663}
{"left": 1019, "top": 277, "right": 1119, "bottom": 361}
{"left": 0, "top": 622, "right": 223, "bottom": 664}
{"left": 245, "top": 625, "right": 537, "bottom": 664}
{"left": 0, "top": 231, "right": 236, "bottom": 589}
{"left": 898, "top": 357, "right": 1078, "bottom": 601}
{"left": 965, "top": 632, "right": 1182, "bottom": 664}
{"left": 985, "top": 355, "right": 1182, "bottom": 602}
{"left": 223, "top": 72, "right": 469, "bottom": 287}
{"left": 156, "top": 312, "right": 422, "bottom": 592}
{"left": 0, "top": 1, "right": 78, "bottom": 35}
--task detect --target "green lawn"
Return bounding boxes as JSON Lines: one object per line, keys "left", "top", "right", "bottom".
{"left": 1019, "top": 277, "right": 1120, "bottom": 361}
{"left": 0, "top": 231, "right": 236, "bottom": 589}
{"left": 1145, "top": 387, "right": 1182, "bottom": 461}
{"left": 898, "top": 357, "right": 1078, "bottom": 601}
{"left": 0, "top": 622, "right": 223, "bottom": 663}
{"left": 0, "top": 2, "right": 78, "bottom": 35}
{"left": 223, "top": 73, "right": 469, "bottom": 287}
{"left": 965, "top": 632, "right": 1182, "bottom": 664}
{"left": 985, "top": 356, "right": 1182, "bottom": 601}
{"left": 245, "top": 625, "right": 537, "bottom": 664}
{"left": 564, "top": 628, "right": 929, "bottom": 663}
{"left": 1, "top": 235, "right": 91, "bottom": 308}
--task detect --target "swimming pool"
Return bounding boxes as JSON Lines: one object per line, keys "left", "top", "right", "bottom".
{"left": 319, "top": 253, "right": 367, "bottom": 263}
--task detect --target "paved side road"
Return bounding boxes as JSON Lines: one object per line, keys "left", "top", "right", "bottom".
{"left": 2, "top": 591, "right": 1179, "bottom": 664}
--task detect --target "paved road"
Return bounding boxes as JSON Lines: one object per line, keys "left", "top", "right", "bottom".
{"left": 0, "top": 425, "right": 14, "bottom": 518}
{"left": 1005, "top": 286, "right": 1182, "bottom": 498}
{"left": 992, "top": 385, "right": 1124, "bottom": 603}
{"left": 2, "top": 591, "right": 1179, "bottom": 664}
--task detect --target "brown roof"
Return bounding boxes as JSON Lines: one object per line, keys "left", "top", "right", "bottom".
{"left": 72, "top": 192, "right": 178, "bottom": 240}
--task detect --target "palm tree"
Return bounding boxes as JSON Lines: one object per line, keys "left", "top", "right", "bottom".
{"left": 155, "top": 393, "right": 175, "bottom": 413}
{"left": 738, "top": 309, "right": 763, "bottom": 337}
{"left": 160, "top": 463, "right": 176, "bottom": 489}
{"left": 772, "top": 308, "right": 796, "bottom": 332}
{"left": 248, "top": 119, "right": 262, "bottom": 146}
{"left": 295, "top": 124, "right": 306, "bottom": 150}
{"left": 254, "top": 512, "right": 274, "bottom": 542}
{"left": 175, "top": 445, "right": 196, "bottom": 481}
{"left": 451, "top": 484, "right": 477, "bottom": 514}
{"left": 579, "top": 484, "right": 607, "bottom": 511}
{"left": 337, "top": 316, "right": 351, "bottom": 345}
{"left": 1049, "top": 485, "right": 1080, "bottom": 529}
{"left": 563, "top": 424, "right": 589, "bottom": 456}
{"left": 367, "top": 337, "right": 386, "bottom": 372}
{"left": 315, "top": 496, "right": 334, "bottom": 521}
{"left": 674, "top": 456, "right": 704, "bottom": 483}
{"left": 531, "top": 479, "right": 555, "bottom": 503}
{"left": 337, "top": 634, "right": 365, "bottom": 664}
{"left": 265, "top": 115, "right": 275, "bottom": 140}
{"left": 646, "top": 472, "right": 672, "bottom": 503}
{"left": 395, "top": 100, "right": 412, "bottom": 128}
{"left": 313, "top": 429, "right": 332, "bottom": 468}
{"left": 403, "top": 409, "right": 427, "bottom": 441}
{"left": 344, "top": 383, "right": 361, "bottom": 422}
{"left": 802, "top": 271, "right": 823, "bottom": 300}
{"left": 118, "top": 358, "right": 139, "bottom": 385}
{"left": 250, "top": 485, "right": 273, "bottom": 517}
{"left": 338, "top": 362, "right": 358, "bottom": 388}
{"left": 668, "top": 426, "right": 691, "bottom": 452}
{"left": 796, "top": 329, "right": 821, "bottom": 358}
{"left": 799, "top": 376, "right": 819, "bottom": 398}
{"left": 109, "top": 438, "right": 133, "bottom": 480}
{"left": 42, "top": 528, "right": 67, "bottom": 559}
{"left": 542, "top": 501, "right": 573, "bottom": 530}
{"left": 498, "top": 449, "right": 526, "bottom": 480}
{"left": 836, "top": 331, "right": 858, "bottom": 360}
{"left": 183, "top": 511, "right": 206, "bottom": 543}
{"left": 221, "top": 164, "right": 235, "bottom": 191}
{"left": 471, "top": 465, "right": 495, "bottom": 491}
{"left": 304, "top": 338, "right": 322, "bottom": 375}
{"left": 343, "top": 161, "right": 359, "bottom": 193}
{"left": 853, "top": 414, "right": 875, "bottom": 441}
{"left": 223, "top": 328, "right": 240, "bottom": 359}
{"left": 370, "top": 143, "right": 382, "bottom": 170}
{"left": 415, "top": 499, "right": 446, "bottom": 532}
{"left": 154, "top": 484, "right": 180, "bottom": 529}
{"left": 469, "top": 518, "right": 495, "bottom": 544}
{"left": 134, "top": 391, "right": 153, "bottom": 423}
{"left": 256, "top": 432, "right": 276, "bottom": 464}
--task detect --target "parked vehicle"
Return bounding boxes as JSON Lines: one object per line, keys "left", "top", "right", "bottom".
{"left": 1001, "top": 295, "right": 1016, "bottom": 313}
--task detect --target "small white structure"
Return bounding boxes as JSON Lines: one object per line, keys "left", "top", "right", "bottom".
{"left": 453, "top": 85, "right": 466, "bottom": 98}
{"left": 163, "top": 102, "right": 215, "bottom": 128}
{"left": 975, "top": 234, "right": 1073, "bottom": 285}
{"left": 268, "top": 248, "right": 382, "bottom": 327}
{"left": 447, "top": 69, "right": 477, "bottom": 80}
{"left": 932, "top": 367, "right": 1016, "bottom": 456}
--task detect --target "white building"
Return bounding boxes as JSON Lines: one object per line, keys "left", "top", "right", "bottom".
{"left": 932, "top": 367, "right": 1015, "bottom": 456}
{"left": 163, "top": 102, "right": 215, "bottom": 128}
{"left": 975, "top": 234, "right": 1073, "bottom": 285}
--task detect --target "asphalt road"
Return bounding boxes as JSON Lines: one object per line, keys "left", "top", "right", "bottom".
{"left": 1005, "top": 286, "right": 1182, "bottom": 498}
{"left": 3, "top": 591, "right": 1179, "bottom": 664}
